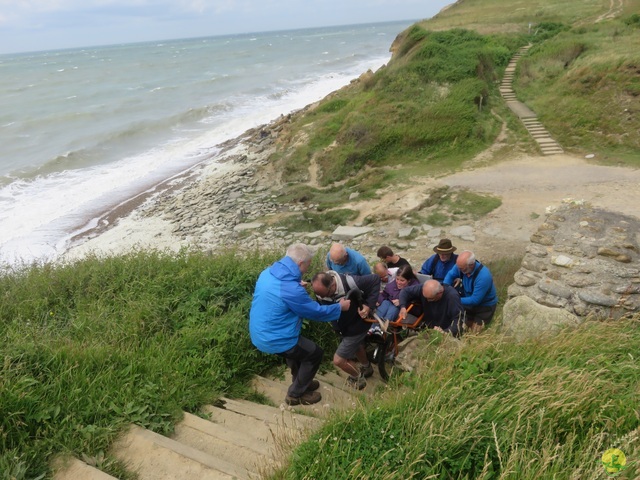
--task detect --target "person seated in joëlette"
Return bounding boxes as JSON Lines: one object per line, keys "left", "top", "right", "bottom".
{"left": 376, "top": 245, "right": 410, "bottom": 269}
{"left": 419, "top": 238, "right": 458, "bottom": 283}
{"left": 375, "top": 264, "right": 419, "bottom": 322}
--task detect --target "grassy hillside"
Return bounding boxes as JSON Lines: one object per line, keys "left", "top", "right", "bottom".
{"left": 270, "top": 0, "right": 639, "bottom": 208}
{"left": 275, "top": 317, "right": 640, "bottom": 479}
{"left": 272, "top": 28, "right": 527, "bottom": 189}
{"left": 0, "top": 251, "right": 336, "bottom": 478}
{"left": 0, "top": 249, "right": 519, "bottom": 478}
{"left": 426, "top": 0, "right": 640, "bottom": 162}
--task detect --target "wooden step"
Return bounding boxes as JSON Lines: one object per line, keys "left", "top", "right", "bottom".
{"left": 113, "top": 425, "right": 250, "bottom": 480}
{"left": 53, "top": 457, "right": 118, "bottom": 480}
{"left": 173, "top": 412, "right": 277, "bottom": 474}
{"left": 251, "top": 375, "right": 356, "bottom": 415}
{"left": 215, "top": 397, "right": 321, "bottom": 429}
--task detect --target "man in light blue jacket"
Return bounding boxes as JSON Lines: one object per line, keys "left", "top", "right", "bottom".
{"left": 443, "top": 250, "right": 498, "bottom": 334}
{"left": 250, "top": 243, "right": 351, "bottom": 406}
{"left": 325, "top": 243, "right": 371, "bottom": 275}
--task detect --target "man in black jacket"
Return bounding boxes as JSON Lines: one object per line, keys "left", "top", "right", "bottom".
{"left": 311, "top": 270, "right": 380, "bottom": 389}
{"left": 398, "top": 279, "right": 465, "bottom": 337}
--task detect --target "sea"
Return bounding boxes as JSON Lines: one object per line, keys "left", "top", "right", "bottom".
{"left": 0, "top": 20, "right": 413, "bottom": 265}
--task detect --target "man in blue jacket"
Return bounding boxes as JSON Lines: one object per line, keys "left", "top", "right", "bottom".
{"left": 443, "top": 250, "right": 498, "bottom": 334}
{"left": 325, "top": 243, "right": 371, "bottom": 275}
{"left": 250, "top": 244, "right": 351, "bottom": 406}
{"left": 419, "top": 238, "right": 458, "bottom": 283}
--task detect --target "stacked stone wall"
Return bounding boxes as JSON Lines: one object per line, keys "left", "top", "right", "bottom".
{"left": 506, "top": 201, "right": 640, "bottom": 323}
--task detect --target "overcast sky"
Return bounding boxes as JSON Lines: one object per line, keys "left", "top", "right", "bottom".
{"left": 0, "top": 0, "right": 453, "bottom": 55}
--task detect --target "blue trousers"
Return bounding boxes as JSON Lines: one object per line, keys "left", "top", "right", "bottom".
{"left": 376, "top": 299, "right": 400, "bottom": 321}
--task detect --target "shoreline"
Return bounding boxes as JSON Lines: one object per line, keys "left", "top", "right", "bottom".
{"left": 61, "top": 114, "right": 294, "bottom": 262}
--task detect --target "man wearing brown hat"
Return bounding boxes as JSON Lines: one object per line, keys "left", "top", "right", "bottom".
{"left": 419, "top": 238, "right": 458, "bottom": 283}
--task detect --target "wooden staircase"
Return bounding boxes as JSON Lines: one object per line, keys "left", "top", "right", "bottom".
{"left": 500, "top": 44, "right": 565, "bottom": 156}
{"left": 53, "top": 368, "right": 388, "bottom": 479}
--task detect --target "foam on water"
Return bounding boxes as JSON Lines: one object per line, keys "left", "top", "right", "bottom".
{"left": 0, "top": 22, "right": 408, "bottom": 265}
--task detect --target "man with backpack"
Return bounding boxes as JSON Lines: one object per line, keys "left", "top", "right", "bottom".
{"left": 419, "top": 238, "right": 458, "bottom": 283}
{"left": 443, "top": 250, "right": 498, "bottom": 334}
{"left": 311, "top": 271, "right": 380, "bottom": 390}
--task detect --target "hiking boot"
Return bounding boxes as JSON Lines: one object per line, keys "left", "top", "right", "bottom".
{"left": 360, "top": 363, "right": 374, "bottom": 378}
{"left": 347, "top": 374, "right": 366, "bottom": 390}
{"left": 306, "top": 379, "right": 320, "bottom": 392}
{"left": 285, "top": 390, "right": 322, "bottom": 406}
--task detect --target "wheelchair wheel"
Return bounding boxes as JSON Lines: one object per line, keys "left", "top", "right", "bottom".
{"left": 378, "top": 333, "right": 397, "bottom": 382}
{"left": 364, "top": 334, "right": 388, "bottom": 381}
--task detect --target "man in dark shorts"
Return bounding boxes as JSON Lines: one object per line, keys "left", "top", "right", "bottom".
{"left": 312, "top": 271, "right": 380, "bottom": 389}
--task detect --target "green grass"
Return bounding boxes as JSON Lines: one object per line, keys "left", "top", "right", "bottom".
{"left": 515, "top": 18, "right": 640, "bottom": 161}
{"left": 272, "top": 209, "right": 359, "bottom": 232}
{"left": 272, "top": 28, "right": 526, "bottom": 188}
{"left": 275, "top": 315, "right": 640, "bottom": 479}
{"left": 0, "top": 250, "right": 339, "bottom": 479}
{"left": 404, "top": 186, "right": 502, "bottom": 226}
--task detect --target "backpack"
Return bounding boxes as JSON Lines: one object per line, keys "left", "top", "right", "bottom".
{"left": 344, "top": 274, "right": 364, "bottom": 308}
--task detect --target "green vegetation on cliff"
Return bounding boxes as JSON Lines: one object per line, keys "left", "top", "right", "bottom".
{"left": 274, "top": 27, "right": 526, "bottom": 186}
{"left": 272, "top": 0, "right": 639, "bottom": 199}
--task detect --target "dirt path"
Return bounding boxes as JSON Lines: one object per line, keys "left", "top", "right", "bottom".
{"left": 596, "top": 0, "right": 625, "bottom": 22}
{"left": 345, "top": 151, "right": 640, "bottom": 262}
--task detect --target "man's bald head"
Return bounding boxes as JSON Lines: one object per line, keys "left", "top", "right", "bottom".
{"left": 456, "top": 250, "right": 475, "bottom": 269}
{"left": 329, "top": 243, "right": 348, "bottom": 264}
{"left": 422, "top": 279, "right": 444, "bottom": 301}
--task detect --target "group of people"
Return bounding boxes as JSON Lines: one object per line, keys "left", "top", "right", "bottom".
{"left": 249, "top": 239, "right": 498, "bottom": 406}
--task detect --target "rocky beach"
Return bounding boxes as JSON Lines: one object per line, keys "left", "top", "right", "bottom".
{"left": 63, "top": 99, "right": 640, "bottom": 288}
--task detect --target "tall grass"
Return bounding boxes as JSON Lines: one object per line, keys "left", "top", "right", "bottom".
{"left": 0, "top": 250, "right": 337, "bottom": 479}
{"left": 276, "top": 317, "right": 640, "bottom": 479}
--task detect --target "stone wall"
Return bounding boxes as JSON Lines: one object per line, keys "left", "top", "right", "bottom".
{"left": 503, "top": 200, "right": 640, "bottom": 338}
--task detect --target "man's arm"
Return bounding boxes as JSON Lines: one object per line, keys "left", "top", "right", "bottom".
{"left": 281, "top": 283, "right": 341, "bottom": 322}
{"left": 354, "top": 274, "right": 380, "bottom": 309}
{"left": 398, "top": 283, "right": 422, "bottom": 309}
{"left": 419, "top": 256, "right": 433, "bottom": 275}
{"left": 443, "top": 265, "right": 460, "bottom": 286}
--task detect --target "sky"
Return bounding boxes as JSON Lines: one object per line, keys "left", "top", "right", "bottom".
{"left": 0, "top": 0, "right": 453, "bottom": 55}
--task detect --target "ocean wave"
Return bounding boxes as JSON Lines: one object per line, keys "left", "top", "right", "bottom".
{"left": 13, "top": 102, "right": 233, "bottom": 180}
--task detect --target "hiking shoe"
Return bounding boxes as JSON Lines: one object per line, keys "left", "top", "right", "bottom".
{"left": 347, "top": 374, "right": 366, "bottom": 390}
{"left": 306, "top": 379, "right": 320, "bottom": 392}
{"left": 285, "top": 391, "right": 322, "bottom": 406}
{"left": 360, "top": 363, "right": 374, "bottom": 378}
